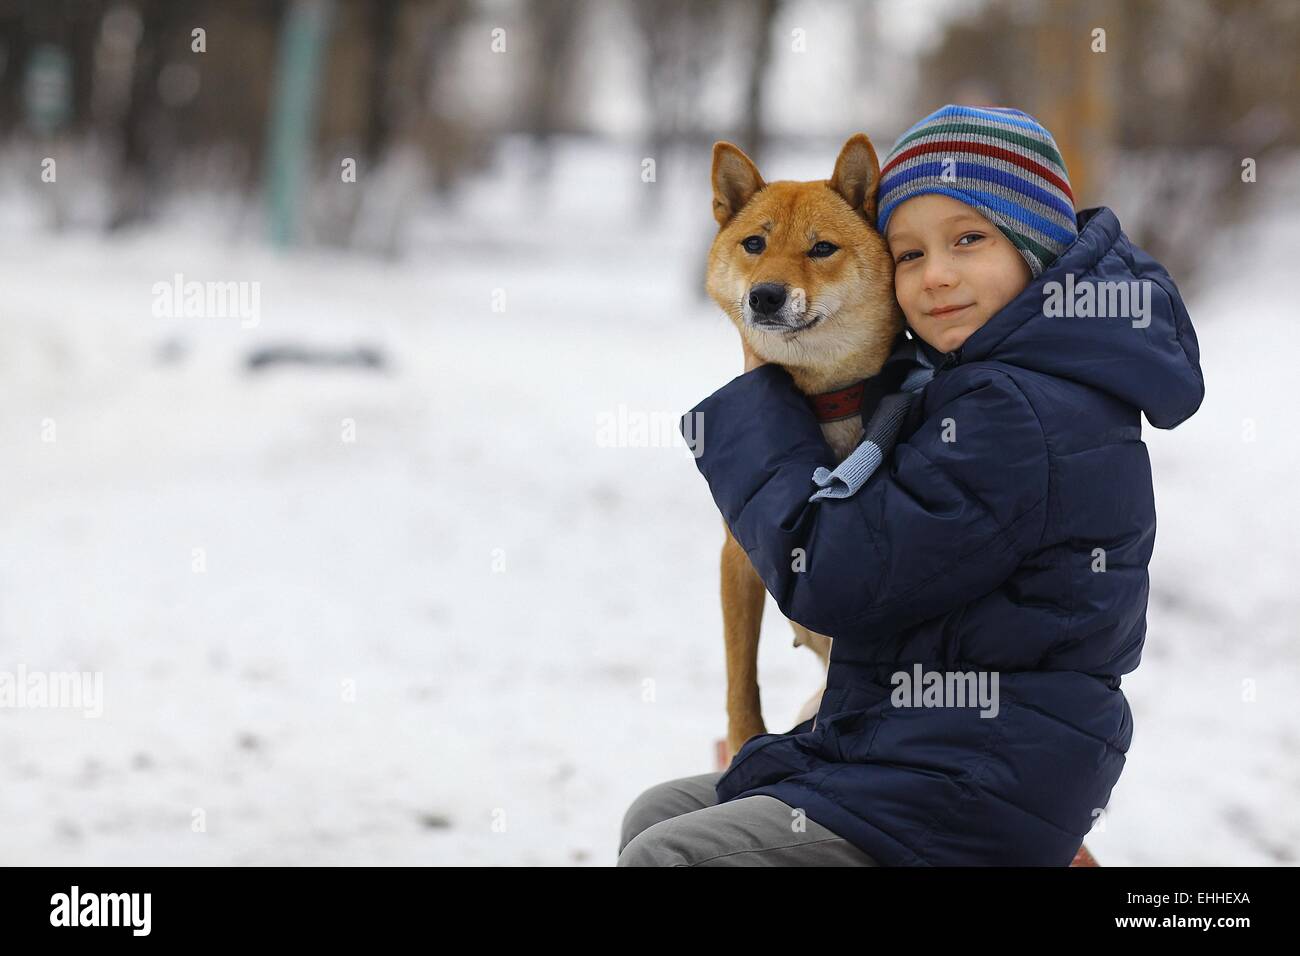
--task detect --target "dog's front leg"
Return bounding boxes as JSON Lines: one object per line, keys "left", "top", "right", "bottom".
{"left": 720, "top": 520, "right": 767, "bottom": 761}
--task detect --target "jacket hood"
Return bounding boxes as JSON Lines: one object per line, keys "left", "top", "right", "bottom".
{"left": 909, "top": 207, "right": 1205, "bottom": 429}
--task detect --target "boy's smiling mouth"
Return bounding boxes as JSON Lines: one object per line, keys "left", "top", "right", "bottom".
{"left": 928, "top": 303, "right": 974, "bottom": 317}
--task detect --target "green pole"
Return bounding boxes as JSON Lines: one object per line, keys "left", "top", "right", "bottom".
{"left": 265, "top": 0, "right": 336, "bottom": 248}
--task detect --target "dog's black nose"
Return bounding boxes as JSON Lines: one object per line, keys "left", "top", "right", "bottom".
{"left": 748, "top": 283, "right": 787, "bottom": 315}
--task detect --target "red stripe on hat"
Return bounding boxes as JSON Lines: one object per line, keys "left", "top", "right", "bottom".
{"left": 881, "top": 140, "right": 1074, "bottom": 202}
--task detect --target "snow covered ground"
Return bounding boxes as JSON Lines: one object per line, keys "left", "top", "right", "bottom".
{"left": 1, "top": 138, "right": 1296, "bottom": 865}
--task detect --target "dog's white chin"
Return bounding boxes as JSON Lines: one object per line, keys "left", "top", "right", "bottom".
{"left": 745, "top": 309, "right": 828, "bottom": 337}
{"left": 784, "top": 313, "right": 826, "bottom": 335}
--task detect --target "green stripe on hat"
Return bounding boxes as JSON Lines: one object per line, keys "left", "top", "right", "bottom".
{"left": 893, "top": 121, "right": 1065, "bottom": 171}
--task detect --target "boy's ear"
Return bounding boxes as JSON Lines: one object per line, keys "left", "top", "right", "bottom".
{"left": 711, "top": 142, "right": 765, "bottom": 226}
{"left": 828, "top": 133, "right": 882, "bottom": 225}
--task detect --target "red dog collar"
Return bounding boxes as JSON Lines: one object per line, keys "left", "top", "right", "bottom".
{"left": 808, "top": 381, "right": 867, "bottom": 423}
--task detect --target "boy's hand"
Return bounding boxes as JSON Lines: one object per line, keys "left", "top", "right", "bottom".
{"left": 742, "top": 339, "right": 768, "bottom": 372}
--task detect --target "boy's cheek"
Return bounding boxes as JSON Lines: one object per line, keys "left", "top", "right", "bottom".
{"left": 892, "top": 276, "right": 916, "bottom": 314}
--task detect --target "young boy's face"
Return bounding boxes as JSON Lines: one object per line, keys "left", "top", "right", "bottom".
{"left": 884, "top": 193, "right": 1032, "bottom": 354}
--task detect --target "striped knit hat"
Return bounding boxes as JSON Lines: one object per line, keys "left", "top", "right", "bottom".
{"left": 876, "top": 105, "right": 1077, "bottom": 277}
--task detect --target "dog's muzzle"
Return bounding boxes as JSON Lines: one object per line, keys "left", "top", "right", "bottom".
{"left": 745, "top": 282, "right": 822, "bottom": 333}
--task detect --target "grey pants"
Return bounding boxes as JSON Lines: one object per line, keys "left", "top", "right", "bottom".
{"left": 617, "top": 770, "right": 878, "bottom": 866}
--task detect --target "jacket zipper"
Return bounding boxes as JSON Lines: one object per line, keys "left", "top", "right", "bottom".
{"left": 938, "top": 346, "right": 964, "bottom": 372}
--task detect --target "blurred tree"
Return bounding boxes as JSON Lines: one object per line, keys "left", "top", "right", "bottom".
{"left": 521, "top": 0, "right": 581, "bottom": 187}
{"left": 0, "top": 3, "right": 30, "bottom": 134}
{"left": 0, "top": 0, "right": 94, "bottom": 136}
{"left": 311, "top": 0, "right": 477, "bottom": 254}
{"left": 108, "top": 0, "right": 181, "bottom": 230}
{"left": 398, "top": 0, "right": 477, "bottom": 197}
{"left": 362, "top": 0, "right": 400, "bottom": 166}
{"left": 737, "top": 0, "right": 781, "bottom": 167}
{"left": 632, "top": 0, "right": 728, "bottom": 218}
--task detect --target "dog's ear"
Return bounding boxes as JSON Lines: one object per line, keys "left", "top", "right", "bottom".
{"left": 828, "top": 133, "right": 882, "bottom": 225}
{"left": 711, "top": 142, "right": 765, "bottom": 226}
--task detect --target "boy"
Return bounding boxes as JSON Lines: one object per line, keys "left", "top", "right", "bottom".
{"left": 621, "top": 105, "right": 1205, "bottom": 866}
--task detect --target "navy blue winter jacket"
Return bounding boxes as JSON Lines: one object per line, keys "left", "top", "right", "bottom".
{"left": 679, "top": 207, "right": 1205, "bottom": 866}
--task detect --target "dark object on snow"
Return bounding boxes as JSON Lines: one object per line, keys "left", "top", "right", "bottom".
{"left": 244, "top": 344, "right": 388, "bottom": 373}
{"left": 154, "top": 336, "right": 190, "bottom": 366}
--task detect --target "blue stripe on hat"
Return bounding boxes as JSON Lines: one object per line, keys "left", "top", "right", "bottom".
{"left": 879, "top": 185, "right": 1077, "bottom": 249}
{"left": 932, "top": 105, "right": 1048, "bottom": 133}
{"left": 878, "top": 160, "right": 1076, "bottom": 224}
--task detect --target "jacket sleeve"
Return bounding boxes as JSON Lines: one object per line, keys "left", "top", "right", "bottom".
{"left": 679, "top": 363, "right": 1049, "bottom": 639}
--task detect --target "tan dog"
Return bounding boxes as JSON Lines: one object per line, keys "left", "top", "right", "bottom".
{"left": 706, "top": 134, "right": 904, "bottom": 763}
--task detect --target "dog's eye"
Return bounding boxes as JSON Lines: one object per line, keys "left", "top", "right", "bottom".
{"left": 809, "top": 241, "right": 838, "bottom": 258}
{"left": 741, "top": 235, "right": 765, "bottom": 254}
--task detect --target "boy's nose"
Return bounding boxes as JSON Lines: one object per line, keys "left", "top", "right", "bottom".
{"left": 923, "top": 261, "right": 958, "bottom": 291}
{"left": 748, "top": 282, "right": 787, "bottom": 315}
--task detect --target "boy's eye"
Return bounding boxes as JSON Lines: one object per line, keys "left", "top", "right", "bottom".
{"left": 809, "top": 240, "right": 838, "bottom": 258}
{"left": 895, "top": 250, "right": 921, "bottom": 264}
{"left": 741, "top": 235, "right": 765, "bottom": 254}
{"left": 956, "top": 232, "right": 985, "bottom": 246}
